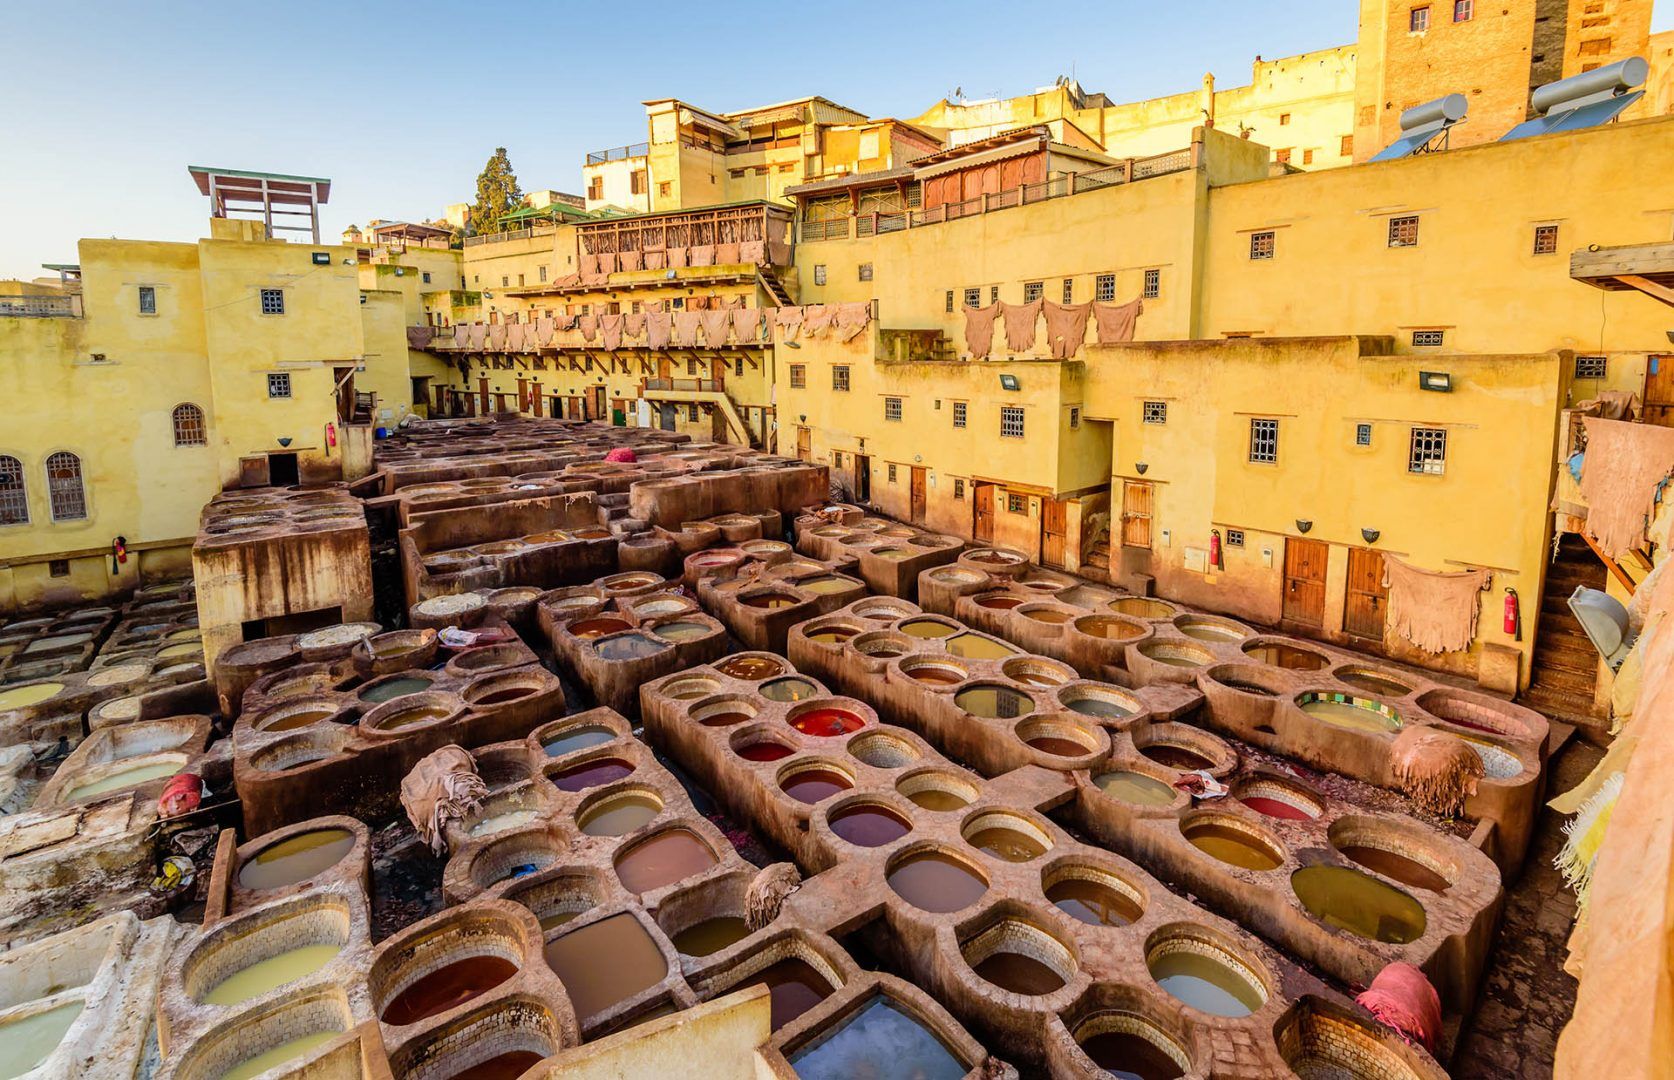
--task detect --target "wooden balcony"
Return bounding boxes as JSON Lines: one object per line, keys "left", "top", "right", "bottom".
{"left": 1571, "top": 241, "right": 1674, "bottom": 308}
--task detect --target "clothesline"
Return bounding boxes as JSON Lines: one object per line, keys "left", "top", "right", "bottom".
{"left": 443, "top": 301, "right": 873, "bottom": 352}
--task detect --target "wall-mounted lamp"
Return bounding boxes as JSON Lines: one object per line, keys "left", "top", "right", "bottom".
{"left": 1295, "top": 518, "right": 1313, "bottom": 534}
{"left": 998, "top": 373, "right": 1021, "bottom": 391}
{"left": 1419, "top": 370, "right": 1452, "bottom": 393}
{"left": 1135, "top": 462, "right": 1149, "bottom": 475}
{"left": 798, "top": 414, "right": 807, "bottom": 423}
{"left": 1361, "top": 527, "right": 1381, "bottom": 544}
{"left": 914, "top": 454, "right": 922, "bottom": 462}
{"left": 277, "top": 437, "right": 293, "bottom": 448}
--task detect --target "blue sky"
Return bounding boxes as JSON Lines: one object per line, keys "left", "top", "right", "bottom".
{"left": 4, "top": 1, "right": 1670, "bottom": 278}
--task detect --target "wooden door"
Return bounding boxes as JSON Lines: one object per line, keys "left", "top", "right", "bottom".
{"left": 477, "top": 377, "right": 490, "bottom": 415}
{"left": 1120, "top": 482, "right": 1153, "bottom": 549}
{"left": 1041, "top": 497, "right": 1069, "bottom": 569}
{"left": 910, "top": 467, "right": 927, "bottom": 524}
{"left": 590, "top": 385, "right": 606, "bottom": 420}
{"left": 853, "top": 455, "right": 871, "bottom": 503}
{"left": 659, "top": 403, "right": 676, "bottom": 431}
{"left": 335, "top": 367, "right": 355, "bottom": 422}
{"left": 795, "top": 426, "right": 811, "bottom": 461}
{"left": 1343, "top": 547, "right": 1388, "bottom": 642}
{"left": 1646, "top": 355, "right": 1674, "bottom": 427}
{"left": 973, "top": 482, "right": 996, "bottom": 543}
{"left": 1283, "top": 538, "right": 1330, "bottom": 628}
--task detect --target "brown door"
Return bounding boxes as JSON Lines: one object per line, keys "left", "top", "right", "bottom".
{"left": 1645, "top": 355, "right": 1674, "bottom": 427}
{"left": 1121, "top": 482, "right": 1153, "bottom": 549}
{"left": 853, "top": 454, "right": 871, "bottom": 502}
{"left": 334, "top": 367, "right": 355, "bottom": 422}
{"left": 477, "top": 377, "right": 490, "bottom": 415}
{"left": 1343, "top": 547, "right": 1389, "bottom": 642}
{"left": 795, "top": 426, "right": 811, "bottom": 461}
{"left": 973, "top": 482, "right": 996, "bottom": 543}
{"left": 1041, "top": 497, "right": 1069, "bottom": 569}
{"left": 910, "top": 467, "right": 927, "bottom": 524}
{"left": 590, "top": 385, "right": 606, "bottom": 420}
{"left": 1283, "top": 538, "right": 1330, "bottom": 628}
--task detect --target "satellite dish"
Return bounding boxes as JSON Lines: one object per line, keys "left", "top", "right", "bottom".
{"left": 1568, "top": 585, "right": 1636, "bottom": 669}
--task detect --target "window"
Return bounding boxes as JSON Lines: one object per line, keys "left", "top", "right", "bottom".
{"left": 814, "top": 264, "right": 827, "bottom": 285}
{"left": 587, "top": 176, "right": 604, "bottom": 201}
{"left": 1249, "top": 418, "right": 1279, "bottom": 463}
{"left": 49, "top": 560, "right": 69, "bottom": 578}
{"left": 1023, "top": 281, "right": 1044, "bottom": 303}
{"left": 538, "top": 266, "right": 547, "bottom": 282}
{"left": 1249, "top": 231, "right": 1276, "bottom": 260}
{"left": 1095, "top": 273, "right": 1115, "bottom": 302}
{"left": 1000, "top": 405, "right": 1025, "bottom": 439}
{"left": 1007, "top": 493, "right": 1028, "bottom": 514}
{"left": 422, "top": 271, "right": 432, "bottom": 284}
{"left": 1068, "top": 407, "right": 1081, "bottom": 428}
{"left": 789, "top": 364, "right": 806, "bottom": 388}
{"left": 1388, "top": 215, "right": 1420, "bottom": 248}
{"left": 945, "top": 290, "right": 955, "bottom": 313}
{"left": 1454, "top": 0, "right": 1472, "bottom": 20}
{"left": 1533, "top": 224, "right": 1559, "bottom": 255}
{"left": 888, "top": 463, "right": 898, "bottom": 483}
{"left": 1356, "top": 422, "right": 1373, "bottom": 446}
{"left": 1275, "top": 149, "right": 1292, "bottom": 164}
{"left": 45, "top": 451, "right": 86, "bottom": 521}
{"left": 267, "top": 373, "right": 292, "bottom": 398}
{"left": 832, "top": 366, "right": 850, "bottom": 392}
{"left": 989, "top": 286, "right": 999, "bottom": 304}
{"left": 1575, "top": 355, "right": 1608, "bottom": 379}
{"left": 1408, "top": 427, "right": 1447, "bottom": 475}
{"left": 1062, "top": 279, "right": 1074, "bottom": 303}
{"left": 953, "top": 401, "right": 968, "bottom": 428}
{"left": 658, "top": 181, "right": 672, "bottom": 198}
{"left": 858, "top": 263, "right": 873, "bottom": 282}
{"left": 501, "top": 276, "right": 509, "bottom": 287}
{"left": 631, "top": 170, "right": 648, "bottom": 195}
{"left": 138, "top": 286, "right": 156, "bottom": 315}
{"left": 172, "top": 403, "right": 206, "bottom": 447}
{"left": 1410, "top": 5, "right": 1430, "bottom": 31}
{"left": 687, "top": 359, "right": 699, "bottom": 376}
{"left": 1143, "top": 401, "right": 1168, "bottom": 425}
{"left": 1411, "top": 329, "right": 1445, "bottom": 347}
{"left": 1279, "top": 112, "right": 1292, "bottom": 126}
{"left": 688, "top": 404, "right": 700, "bottom": 422}
{"left": 1143, "top": 269, "right": 1160, "bottom": 299}
{"left": 953, "top": 478, "right": 966, "bottom": 500}
{"left": 833, "top": 451, "right": 843, "bottom": 469}
{"left": 1302, "top": 149, "right": 1315, "bottom": 165}
{"left": 0, "top": 456, "right": 26, "bottom": 525}
{"left": 963, "top": 288, "right": 981, "bottom": 308}
{"left": 1340, "top": 134, "right": 1354, "bottom": 156}
{"left": 884, "top": 397, "right": 903, "bottom": 422}
{"left": 259, "top": 288, "right": 285, "bottom": 315}
{"left": 1225, "top": 528, "right": 1245, "bottom": 547}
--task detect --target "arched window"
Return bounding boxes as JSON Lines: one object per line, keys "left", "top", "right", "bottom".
{"left": 173, "top": 403, "right": 206, "bottom": 446}
{"left": 45, "top": 452, "right": 86, "bottom": 522}
{"left": 0, "top": 456, "right": 26, "bottom": 525}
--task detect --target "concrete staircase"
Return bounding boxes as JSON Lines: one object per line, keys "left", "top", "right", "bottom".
{"left": 1521, "top": 534, "right": 1607, "bottom": 723}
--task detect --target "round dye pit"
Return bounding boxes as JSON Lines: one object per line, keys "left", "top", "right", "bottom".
{"left": 741, "top": 592, "right": 799, "bottom": 609}
{"left": 898, "top": 619, "right": 958, "bottom": 639}
{"left": 569, "top": 617, "right": 633, "bottom": 640}
{"left": 780, "top": 767, "right": 854, "bottom": 804}
{"left": 67, "top": 759, "right": 183, "bottom": 801}
{"left": 239, "top": 829, "right": 356, "bottom": 891}
{"left": 1109, "top": 597, "right": 1174, "bottom": 619}
{"left": 1334, "top": 666, "right": 1415, "bottom": 697}
{"left": 1075, "top": 615, "right": 1147, "bottom": 641}
{"left": 1047, "top": 868, "right": 1144, "bottom": 927}
{"left": 797, "top": 575, "right": 855, "bottom": 595}
{"left": 200, "top": 943, "right": 342, "bottom": 1006}
{"left": 1138, "top": 743, "right": 1215, "bottom": 772}
{"left": 469, "top": 810, "right": 541, "bottom": 838}
{"left": 1060, "top": 688, "right": 1139, "bottom": 719}
{"left": 963, "top": 921, "right": 1073, "bottom": 996}
{"left": 550, "top": 757, "right": 635, "bottom": 792}
{"left": 542, "top": 914, "right": 667, "bottom": 1022}
{"left": 672, "top": 917, "right": 749, "bottom": 957}
{"left": 716, "top": 655, "right": 784, "bottom": 680}
{"left": 1291, "top": 865, "right": 1427, "bottom": 944}
{"left": 1147, "top": 938, "right": 1265, "bottom": 1018}
{"left": 1074, "top": 1015, "right": 1188, "bottom": 1080}
{"left": 790, "top": 995, "right": 967, "bottom": 1080}
{"left": 359, "top": 675, "right": 434, "bottom": 704}
{"left": 1136, "top": 642, "right": 1212, "bottom": 668}
{"left": 954, "top": 684, "right": 1034, "bottom": 719}
{"left": 614, "top": 830, "right": 717, "bottom": 893}
{"left": 1094, "top": 770, "right": 1178, "bottom": 807}
{"left": 898, "top": 772, "right": 977, "bottom": 812}
{"left": 254, "top": 702, "right": 342, "bottom": 733}
{"left": 760, "top": 678, "right": 818, "bottom": 702}
{"left": 975, "top": 594, "right": 1024, "bottom": 609}
{"left": 1174, "top": 615, "right": 1249, "bottom": 643}
{"left": 692, "top": 699, "right": 756, "bottom": 728}
{"left": 790, "top": 705, "right": 865, "bottom": 737}
{"left": 945, "top": 633, "right": 1018, "bottom": 659}
{"left": 828, "top": 803, "right": 912, "bottom": 847}
{"left": 751, "top": 958, "right": 835, "bottom": 1030}
{"left": 1002, "top": 658, "right": 1075, "bottom": 687}
{"left": 1238, "top": 783, "right": 1322, "bottom": 821}
{"left": 886, "top": 850, "right": 988, "bottom": 912}
{"left": 1183, "top": 819, "right": 1284, "bottom": 872}
{"left": 902, "top": 661, "right": 968, "bottom": 687}
{"left": 1458, "top": 735, "right": 1524, "bottom": 780}
{"left": 365, "top": 693, "right": 460, "bottom": 733}
{"left": 968, "top": 826, "right": 1047, "bottom": 862}
{"left": 594, "top": 633, "right": 665, "bottom": 661}
{"left": 541, "top": 725, "right": 616, "bottom": 757}
{"left": 1242, "top": 641, "right": 1330, "bottom": 670}
{"left": 0, "top": 681, "right": 66, "bottom": 709}
{"left": 661, "top": 677, "right": 720, "bottom": 700}
{"left": 1021, "top": 607, "right": 1072, "bottom": 625}
{"left": 0, "top": 1001, "right": 84, "bottom": 1079}
{"left": 1336, "top": 844, "right": 1452, "bottom": 893}
{"left": 380, "top": 955, "right": 517, "bottom": 1026}
{"left": 578, "top": 792, "right": 663, "bottom": 837}
{"left": 222, "top": 1032, "right": 340, "bottom": 1080}
{"left": 1297, "top": 693, "right": 1401, "bottom": 734}
{"left": 806, "top": 625, "right": 860, "bottom": 645}
{"left": 736, "top": 740, "right": 795, "bottom": 763}
{"left": 847, "top": 731, "right": 920, "bottom": 769}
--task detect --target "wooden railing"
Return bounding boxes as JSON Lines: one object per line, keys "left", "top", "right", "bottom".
{"left": 643, "top": 378, "right": 723, "bottom": 393}
{"left": 576, "top": 203, "right": 794, "bottom": 263}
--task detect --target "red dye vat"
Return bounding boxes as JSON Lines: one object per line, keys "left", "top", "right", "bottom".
{"left": 791, "top": 708, "right": 864, "bottom": 737}
{"left": 738, "top": 742, "right": 795, "bottom": 762}
{"left": 1240, "top": 796, "right": 1314, "bottom": 820}
{"left": 552, "top": 757, "right": 634, "bottom": 791}
{"left": 570, "top": 617, "right": 632, "bottom": 639}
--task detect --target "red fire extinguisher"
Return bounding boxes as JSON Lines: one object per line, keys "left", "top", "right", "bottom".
{"left": 1209, "top": 529, "right": 1223, "bottom": 570}
{"left": 111, "top": 535, "right": 128, "bottom": 574}
{"left": 1503, "top": 587, "right": 1521, "bottom": 641}
{"left": 326, "top": 422, "right": 338, "bottom": 448}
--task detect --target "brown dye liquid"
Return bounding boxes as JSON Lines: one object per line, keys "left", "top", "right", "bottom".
{"left": 807, "top": 627, "right": 859, "bottom": 645}
{"left": 1140, "top": 744, "right": 1213, "bottom": 771}
{"left": 906, "top": 666, "right": 965, "bottom": 685}
{"left": 1022, "top": 608, "right": 1071, "bottom": 624}
{"left": 359, "top": 676, "right": 433, "bottom": 704}
{"left": 1291, "top": 865, "right": 1427, "bottom": 944}
{"left": 798, "top": 576, "right": 855, "bottom": 595}
{"left": 742, "top": 593, "right": 798, "bottom": 609}
{"left": 1027, "top": 736, "right": 1088, "bottom": 757}
{"left": 1184, "top": 823, "right": 1282, "bottom": 871}
{"left": 238, "top": 829, "right": 355, "bottom": 890}
{"left": 579, "top": 794, "right": 661, "bottom": 837}
{"left": 1109, "top": 598, "right": 1172, "bottom": 619}
{"left": 551, "top": 758, "right": 634, "bottom": 792}
{"left": 968, "top": 827, "right": 1046, "bottom": 862}
{"left": 781, "top": 769, "right": 853, "bottom": 804}
{"left": 717, "top": 655, "right": 783, "bottom": 680}
{"left": 1242, "top": 643, "right": 1327, "bottom": 670}
{"left": 377, "top": 704, "right": 452, "bottom": 731}
{"left": 380, "top": 955, "right": 518, "bottom": 1026}
{"left": 614, "top": 829, "right": 716, "bottom": 892}
{"left": 737, "top": 742, "right": 794, "bottom": 762}
{"left": 976, "top": 595, "right": 1023, "bottom": 609}
{"left": 1079, "top": 1031, "right": 1185, "bottom": 1079}
{"left": 887, "top": 851, "right": 987, "bottom": 912}
{"left": 906, "top": 788, "right": 970, "bottom": 812}
{"left": 972, "top": 952, "right": 1065, "bottom": 995}
{"left": 672, "top": 917, "right": 749, "bottom": 957}
{"left": 1337, "top": 845, "right": 1451, "bottom": 892}
{"left": 752, "top": 958, "right": 833, "bottom": 1030}
{"left": 651, "top": 621, "right": 710, "bottom": 642}
{"left": 1337, "top": 670, "right": 1413, "bottom": 696}
{"left": 1076, "top": 617, "right": 1144, "bottom": 641}
{"left": 829, "top": 805, "right": 912, "bottom": 847}
{"left": 1049, "top": 879, "right": 1142, "bottom": 926}
{"left": 261, "top": 707, "right": 338, "bottom": 732}
{"left": 474, "top": 686, "right": 536, "bottom": 705}
{"left": 542, "top": 914, "right": 667, "bottom": 1021}
{"left": 571, "top": 617, "right": 632, "bottom": 639}
{"left": 442, "top": 1051, "right": 547, "bottom": 1080}
{"left": 698, "top": 710, "right": 753, "bottom": 728}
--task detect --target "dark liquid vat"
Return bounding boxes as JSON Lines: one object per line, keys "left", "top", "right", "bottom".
{"left": 716, "top": 655, "right": 783, "bottom": 680}
{"left": 595, "top": 634, "right": 664, "bottom": 661}
{"left": 906, "top": 667, "right": 965, "bottom": 686}
{"left": 238, "top": 829, "right": 355, "bottom": 891}
{"left": 614, "top": 829, "right": 716, "bottom": 893}
{"left": 1338, "top": 845, "right": 1451, "bottom": 892}
{"left": 672, "top": 916, "right": 749, "bottom": 957}
{"left": 1149, "top": 951, "right": 1263, "bottom": 1017}
{"left": 442, "top": 1051, "right": 546, "bottom": 1080}
{"left": 551, "top": 758, "right": 634, "bottom": 792}
{"left": 886, "top": 852, "right": 987, "bottom": 912}
{"left": 542, "top": 913, "right": 667, "bottom": 1021}
{"left": 1079, "top": 1031, "right": 1185, "bottom": 1080}
{"left": 752, "top": 958, "right": 832, "bottom": 1030}
{"left": 760, "top": 678, "right": 817, "bottom": 702}
{"left": 1048, "top": 879, "right": 1142, "bottom": 927}
{"left": 474, "top": 686, "right": 535, "bottom": 706}
{"left": 829, "top": 805, "right": 911, "bottom": 847}
{"left": 261, "top": 708, "right": 336, "bottom": 732}
{"left": 381, "top": 955, "right": 517, "bottom": 1026}
{"left": 973, "top": 951, "right": 1065, "bottom": 995}
{"left": 737, "top": 742, "right": 794, "bottom": 762}
{"left": 570, "top": 617, "right": 632, "bottom": 639}
{"left": 791, "top": 708, "right": 863, "bottom": 737}
{"left": 976, "top": 595, "right": 1023, "bottom": 609}
{"left": 1140, "top": 744, "right": 1214, "bottom": 771}
{"left": 699, "top": 711, "right": 753, "bottom": 728}
{"left": 781, "top": 769, "right": 853, "bottom": 804}
{"left": 1242, "top": 643, "right": 1327, "bottom": 670}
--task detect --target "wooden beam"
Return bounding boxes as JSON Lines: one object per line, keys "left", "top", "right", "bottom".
{"left": 1580, "top": 531, "right": 1638, "bottom": 595}
{"left": 1617, "top": 274, "right": 1674, "bottom": 309}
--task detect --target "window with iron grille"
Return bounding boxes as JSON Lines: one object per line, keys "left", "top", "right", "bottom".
{"left": 0, "top": 456, "right": 26, "bottom": 525}
{"left": 1408, "top": 427, "right": 1447, "bottom": 474}
{"left": 1062, "top": 279, "right": 1074, "bottom": 303}
{"left": 1143, "top": 268, "right": 1160, "bottom": 299}
{"left": 1275, "top": 149, "right": 1292, "bottom": 164}
{"left": 1411, "top": 329, "right": 1445, "bottom": 347}
{"left": 1356, "top": 422, "right": 1373, "bottom": 446}
{"left": 989, "top": 286, "right": 999, "bottom": 304}
{"left": 1574, "top": 355, "right": 1608, "bottom": 379}
{"left": 267, "top": 373, "right": 291, "bottom": 399}
{"left": 832, "top": 366, "right": 850, "bottom": 392}
{"left": 138, "top": 286, "right": 156, "bottom": 315}
{"left": 1007, "top": 493, "right": 1027, "bottom": 514}
{"left": 49, "top": 560, "right": 68, "bottom": 577}
{"left": 1023, "top": 281, "right": 1043, "bottom": 303}
{"left": 46, "top": 451, "right": 86, "bottom": 521}
{"left": 423, "top": 272, "right": 432, "bottom": 284}
{"left": 833, "top": 451, "right": 843, "bottom": 469}
{"left": 687, "top": 359, "right": 699, "bottom": 376}
{"left": 1000, "top": 406, "right": 1025, "bottom": 439}
{"left": 538, "top": 266, "right": 547, "bottom": 282}
{"left": 1303, "top": 149, "right": 1315, "bottom": 165}
{"left": 259, "top": 288, "right": 285, "bottom": 315}
{"left": 1249, "top": 418, "right": 1279, "bottom": 463}
{"left": 789, "top": 364, "right": 806, "bottom": 389}
{"left": 963, "top": 287, "right": 981, "bottom": 308}
{"left": 952, "top": 401, "right": 967, "bottom": 428}
{"left": 953, "top": 478, "right": 966, "bottom": 500}
{"left": 858, "top": 263, "right": 873, "bottom": 282}
{"left": 1388, "top": 215, "right": 1420, "bottom": 247}
{"left": 1533, "top": 224, "right": 1559, "bottom": 255}
{"left": 814, "top": 264, "right": 827, "bottom": 285}
{"left": 1340, "top": 134, "right": 1354, "bottom": 156}
{"left": 1142, "top": 401, "right": 1167, "bottom": 425}
{"left": 173, "top": 403, "right": 206, "bottom": 447}
{"left": 1410, "top": 5, "right": 1430, "bottom": 31}
{"left": 888, "top": 463, "right": 898, "bottom": 483}
{"left": 1225, "top": 528, "right": 1245, "bottom": 547}
{"left": 884, "top": 397, "right": 903, "bottom": 422}
{"left": 1069, "top": 407, "right": 1081, "bottom": 428}
{"left": 945, "top": 290, "right": 955, "bottom": 313}
{"left": 1453, "top": 0, "right": 1472, "bottom": 20}
{"left": 1249, "top": 231, "right": 1276, "bottom": 260}
{"left": 501, "top": 276, "right": 509, "bottom": 287}
{"left": 1095, "top": 273, "right": 1115, "bottom": 302}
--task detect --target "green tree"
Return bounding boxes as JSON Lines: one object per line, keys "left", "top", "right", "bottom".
{"left": 469, "top": 147, "right": 522, "bottom": 236}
